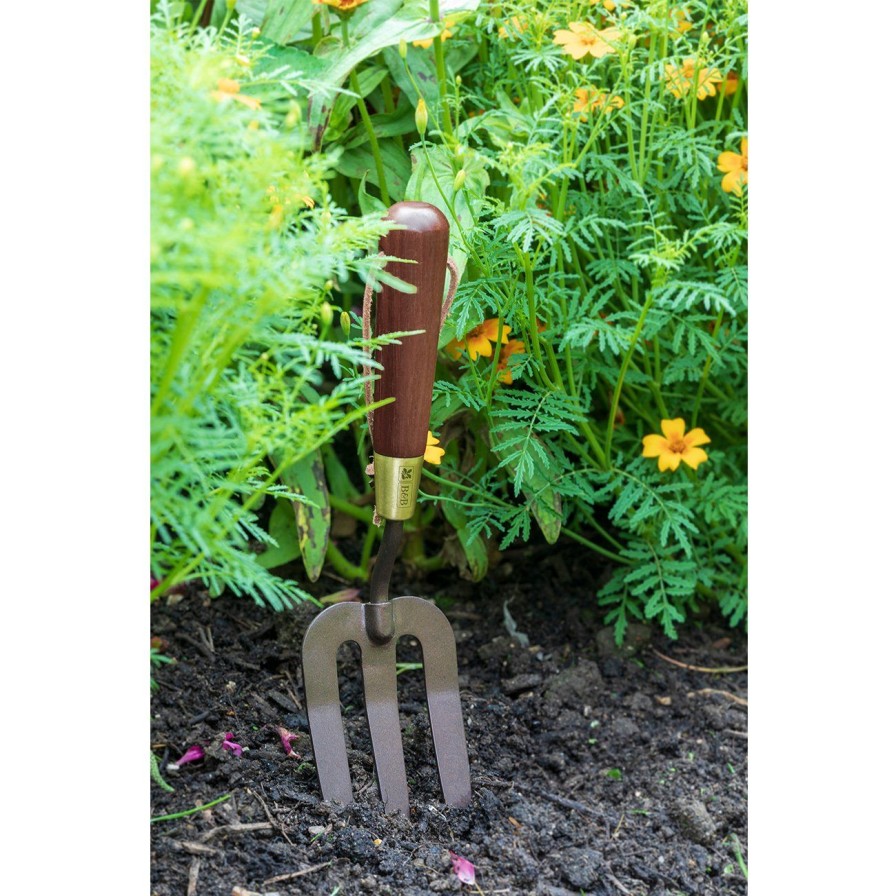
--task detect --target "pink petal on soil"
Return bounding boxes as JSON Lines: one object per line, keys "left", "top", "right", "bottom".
{"left": 449, "top": 852, "right": 476, "bottom": 885}
{"left": 275, "top": 726, "right": 301, "bottom": 757}
{"left": 222, "top": 733, "right": 243, "bottom": 757}
{"left": 174, "top": 744, "right": 205, "bottom": 766}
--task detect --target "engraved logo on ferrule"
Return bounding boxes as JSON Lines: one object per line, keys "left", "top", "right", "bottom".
{"left": 399, "top": 467, "right": 413, "bottom": 507}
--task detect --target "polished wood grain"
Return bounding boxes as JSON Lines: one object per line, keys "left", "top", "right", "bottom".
{"left": 372, "top": 202, "right": 449, "bottom": 459}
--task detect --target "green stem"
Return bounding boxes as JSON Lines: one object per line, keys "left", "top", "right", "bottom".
{"left": 428, "top": 0, "right": 452, "bottom": 137}
{"left": 343, "top": 20, "right": 391, "bottom": 205}
{"left": 328, "top": 494, "right": 374, "bottom": 525}
{"left": 560, "top": 527, "right": 629, "bottom": 565}
{"left": 151, "top": 794, "right": 230, "bottom": 824}
{"left": 359, "top": 520, "right": 378, "bottom": 571}
{"left": 605, "top": 289, "right": 655, "bottom": 460}
{"left": 691, "top": 309, "right": 724, "bottom": 428}
{"left": 326, "top": 540, "right": 369, "bottom": 580}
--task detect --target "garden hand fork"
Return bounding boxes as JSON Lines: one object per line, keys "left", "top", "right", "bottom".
{"left": 302, "top": 201, "right": 471, "bottom": 816}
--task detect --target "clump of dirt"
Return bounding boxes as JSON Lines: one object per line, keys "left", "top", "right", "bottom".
{"left": 151, "top": 545, "right": 747, "bottom": 895}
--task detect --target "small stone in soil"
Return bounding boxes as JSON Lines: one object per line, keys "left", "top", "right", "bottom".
{"left": 501, "top": 672, "right": 543, "bottom": 695}
{"left": 670, "top": 797, "right": 717, "bottom": 846}
{"left": 559, "top": 845, "right": 604, "bottom": 889}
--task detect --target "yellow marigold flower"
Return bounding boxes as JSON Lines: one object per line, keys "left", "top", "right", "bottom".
{"left": 313, "top": 0, "right": 369, "bottom": 10}
{"left": 671, "top": 8, "right": 693, "bottom": 35}
{"left": 642, "top": 419, "right": 710, "bottom": 472}
{"left": 498, "top": 16, "right": 528, "bottom": 39}
{"left": 553, "top": 22, "right": 622, "bottom": 60}
{"left": 446, "top": 318, "right": 510, "bottom": 361}
{"left": 572, "top": 87, "right": 625, "bottom": 119}
{"left": 413, "top": 27, "right": 452, "bottom": 49}
{"left": 717, "top": 137, "right": 748, "bottom": 195}
{"left": 424, "top": 431, "right": 444, "bottom": 465}
{"left": 664, "top": 58, "right": 723, "bottom": 100}
{"left": 496, "top": 339, "right": 526, "bottom": 384}
{"left": 211, "top": 78, "right": 261, "bottom": 110}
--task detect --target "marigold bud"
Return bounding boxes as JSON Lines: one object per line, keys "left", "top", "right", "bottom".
{"left": 285, "top": 100, "right": 300, "bottom": 129}
{"left": 340, "top": 311, "right": 352, "bottom": 337}
{"left": 320, "top": 301, "right": 334, "bottom": 329}
{"left": 415, "top": 98, "right": 428, "bottom": 135}
{"left": 398, "top": 39, "right": 407, "bottom": 59}
{"left": 453, "top": 169, "right": 466, "bottom": 191}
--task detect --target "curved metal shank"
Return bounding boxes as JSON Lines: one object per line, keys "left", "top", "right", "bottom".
{"left": 301, "top": 596, "right": 471, "bottom": 816}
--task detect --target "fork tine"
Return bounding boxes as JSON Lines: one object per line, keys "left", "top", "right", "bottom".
{"left": 361, "top": 638, "right": 410, "bottom": 815}
{"left": 301, "top": 603, "right": 360, "bottom": 805}
{"left": 394, "top": 596, "right": 472, "bottom": 808}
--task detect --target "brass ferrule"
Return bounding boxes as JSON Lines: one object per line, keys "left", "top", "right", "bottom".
{"left": 373, "top": 453, "right": 424, "bottom": 520}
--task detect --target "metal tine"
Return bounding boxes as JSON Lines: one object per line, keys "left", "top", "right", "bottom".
{"left": 302, "top": 603, "right": 360, "bottom": 806}
{"left": 360, "top": 637, "right": 410, "bottom": 815}
{"left": 393, "top": 596, "right": 472, "bottom": 808}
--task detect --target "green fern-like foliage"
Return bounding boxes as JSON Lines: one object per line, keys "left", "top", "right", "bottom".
{"left": 150, "top": 8, "right": 391, "bottom": 606}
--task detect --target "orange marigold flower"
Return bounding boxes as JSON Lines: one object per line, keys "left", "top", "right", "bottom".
{"left": 553, "top": 22, "right": 622, "bottom": 60}
{"left": 498, "top": 16, "right": 528, "bottom": 39}
{"left": 424, "top": 431, "right": 444, "bottom": 465}
{"left": 664, "top": 58, "right": 723, "bottom": 100}
{"left": 724, "top": 70, "right": 739, "bottom": 96}
{"left": 496, "top": 339, "right": 526, "bottom": 384}
{"left": 211, "top": 78, "right": 261, "bottom": 110}
{"left": 573, "top": 86, "right": 625, "bottom": 119}
{"left": 642, "top": 418, "right": 710, "bottom": 472}
{"left": 312, "top": 0, "right": 369, "bottom": 10}
{"left": 717, "top": 137, "right": 748, "bottom": 195}
{"left": 670, "top": 8, "right": 693, "bottom": 35}
{"left": 446, "top": 318, "right": 510, "bottom": 361}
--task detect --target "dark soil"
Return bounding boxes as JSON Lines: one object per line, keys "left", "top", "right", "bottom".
{"left": 150, "top": 543, "right": 747, "bottom": 896}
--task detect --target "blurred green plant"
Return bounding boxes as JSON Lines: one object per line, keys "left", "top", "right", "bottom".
{"left": 150, "top": 2, "right": 398, "bottom": 608}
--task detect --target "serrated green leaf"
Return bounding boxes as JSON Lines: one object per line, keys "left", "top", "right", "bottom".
{"left": 490, "top": 425, "right": 563, "bottom": 544}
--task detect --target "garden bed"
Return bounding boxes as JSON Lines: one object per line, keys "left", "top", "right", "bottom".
{"left": 150, "top": 542, "right": 747, "bottom": 896}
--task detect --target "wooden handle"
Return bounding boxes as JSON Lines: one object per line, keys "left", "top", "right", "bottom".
{"left": 372, "top": 201, "right": 449, "bottom": 459}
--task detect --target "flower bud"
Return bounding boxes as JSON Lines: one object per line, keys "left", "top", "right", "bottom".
{"left": 320, "top": 301, "right": 334, "bottom": 329}
{"left": 177, "top": 156, "right": 196, "bottom": 177}
{"left": 415, "top": 98, "right": 428, "bottom": 135}
{"left": 398, "top": 39, "right": 407, "bottom": 59}
{"left": 453, "top": 169, "right": 466, "bottom": 191}
{"left": 285, "top": 100, "right": 300, "bottom": 129}
{"left": 340, "top": 311, "right": 352, "bottom": 337}
{"left": 226, "top": 0, "right": 237, "bottom": 10}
